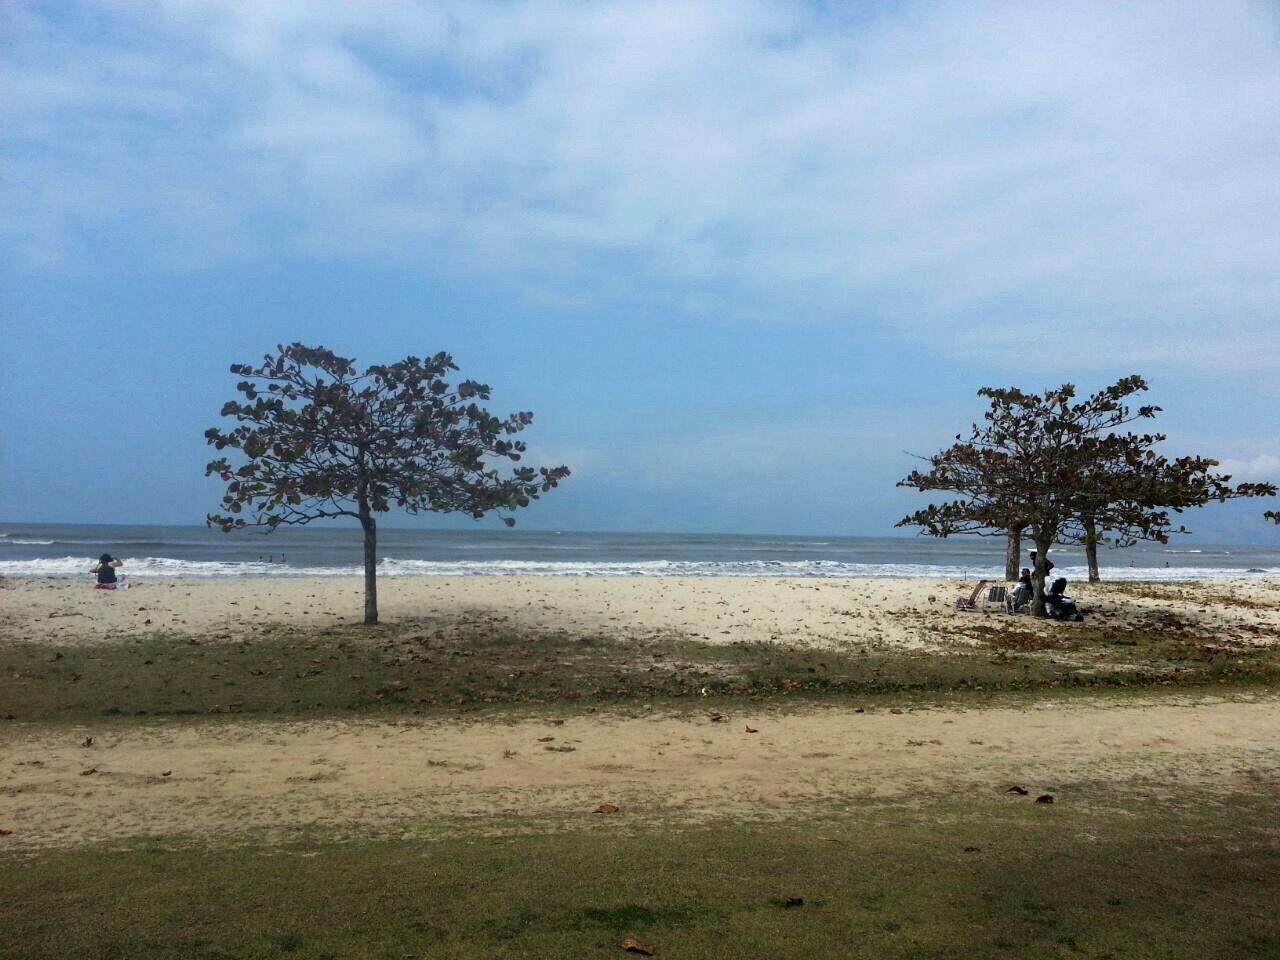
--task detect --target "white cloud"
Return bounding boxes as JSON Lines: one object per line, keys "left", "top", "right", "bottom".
{"left": 1218, "top": 454, "right": 1280, "bottom": 482}
{"left": 4, "top": 0, "right": 1280, "bottom": 368}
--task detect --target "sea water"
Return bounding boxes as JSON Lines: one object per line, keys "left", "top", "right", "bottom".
{"left": 1, "top": 523, "right": 1277, "bottom": 581}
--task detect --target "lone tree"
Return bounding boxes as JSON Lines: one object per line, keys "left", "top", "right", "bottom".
{"left": 899, "top": 376, "right": 1274, "bottom": 613}
{"left": 205, "top": 343, "right": 570, "bottom": 625}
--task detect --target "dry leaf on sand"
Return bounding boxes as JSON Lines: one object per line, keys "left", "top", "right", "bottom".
{"left": 594, "top": 803, "right": 621, "bottom": 814}
{"left": 619, "top": 936, "right": 655, "bottom": 955}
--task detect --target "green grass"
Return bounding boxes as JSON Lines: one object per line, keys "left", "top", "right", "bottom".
{"left": 5, "top": 617, "right": 1280, "bottom": 725}
{"left": 4, "top": 787, "right": 1277, "bottom": 959}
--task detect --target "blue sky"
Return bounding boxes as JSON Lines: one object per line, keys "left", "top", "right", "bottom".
{"left": 2, "top": 0, "right": 1278, "bottom": 540}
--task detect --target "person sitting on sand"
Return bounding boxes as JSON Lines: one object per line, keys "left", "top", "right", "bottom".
{"left": 90, "top": 553, "right": 128, "bottom": 590}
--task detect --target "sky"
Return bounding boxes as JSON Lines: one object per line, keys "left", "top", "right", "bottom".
{"left": 2, "top": 0, "right": 1279, "bottom": 541}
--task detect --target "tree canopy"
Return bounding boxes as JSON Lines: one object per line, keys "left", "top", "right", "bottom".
{"left": 205, "top": 343, "right": 569, "bottom": 623}
{"left": 899, "top": 376, "right": 1275, "bottom": 613}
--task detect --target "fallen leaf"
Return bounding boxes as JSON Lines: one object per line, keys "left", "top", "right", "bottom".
{"left": 708, "top": 712, "right": 724, "bottom": 722}
{"left": 784, "top": 896, "right": 805, "bottom": 908}
{"left": 550, "top": 719, "right": 565, "bottom": 726}
{"left": 80, "top": 767, "right": 98, "bottom": 776}
{"left": 963, "top": 846, "right": 981, "bottom": 852}
{"left": 619, "top": 936, "right": 654, "bottom": 955}
{"left": 81, "top": 736, "right": 94, "bottom": 748}
{"left": 537, "top": 736, "right": 555, "bottom": 742}
{"left": 1035, "top": 794, "right": 1055, "bottom": 804}
{"left": 161, "top": 771, "right": 172, "bottom": 777}
{"left": 0, "top": 829, "right": 12, "bottom": 836}
{"left": 1006, "top": 786, "right": 1029, "bottom": 796}
{"left": 594, "top": 803, "right": 621, "bottom": 814}
{"left": 745, "top": 725, "right": 758, "bottom": 733}
{"left": 889, "top": 708, "right": 904, "bottom": 715}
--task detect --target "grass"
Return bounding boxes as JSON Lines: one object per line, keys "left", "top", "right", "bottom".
{"left": 3, "top": 787, "right": 1277, "bottom": 959}
{"left": 4, "top": 615, "right": 1280, "bottom": 726}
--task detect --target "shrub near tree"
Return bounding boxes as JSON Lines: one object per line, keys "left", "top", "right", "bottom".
{"left": 205, "top": 343, "right": 570, "bottom": 625}
{"left": 899, "top": 376, "right": 1274, "bottom": 615}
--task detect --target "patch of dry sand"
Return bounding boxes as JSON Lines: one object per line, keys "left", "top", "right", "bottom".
{"left": 4, "top": 575, "right": 1279, "bottom": 650}
{"left": 3, "top": 696, "right": 1277, "bottom": 847}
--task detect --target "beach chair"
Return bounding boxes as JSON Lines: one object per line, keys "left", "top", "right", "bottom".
{"left": 1005, "top": 582, "right": 1031, "bottom": 613}
{"left": 954, "top": 579, "right": 989, "bottom": 610}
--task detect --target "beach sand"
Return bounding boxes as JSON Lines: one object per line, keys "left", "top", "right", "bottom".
{"left": 3, "top": 574, "right": 1279, "bottom": 649}
{"left": 4, "top": 574, "right": 1279, "bottom": 851}
{"left": 5, "top": 694, "right": 1278, "bottom": 847}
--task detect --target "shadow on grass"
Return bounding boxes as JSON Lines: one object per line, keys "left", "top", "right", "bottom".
{"left": 3, "top": 616, "right": 1280, "bottom": 725}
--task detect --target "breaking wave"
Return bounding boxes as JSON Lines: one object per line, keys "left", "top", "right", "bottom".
{"left": 0, "top": 555, "right": 1273, "bottom": 582}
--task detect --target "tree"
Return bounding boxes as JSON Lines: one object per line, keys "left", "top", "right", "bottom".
{"left": 1067, "top": 445, "right": 1273, "bottom": 583}
{"left": 898, "top": 402, "right": 1046, "bottom": 582}
{"left": 1267, "top": 510, "right": 1280, "bottom": 525}
{"left": 898, "top": 444, "right": 1029, "bottom": 581}
{"left": 205, "top": 343, "right": 570, "bottom": 625}
{"left": 899, "top": 376, "right": 1274, "bottom": 615}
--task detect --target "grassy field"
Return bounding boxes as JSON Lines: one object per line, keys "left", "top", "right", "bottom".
{"left": 4, "top": 786, "right": 1277, "bottom": 960}
{"left": 4, "top": 614, "right": 1280, "bottom": 725}
{"left": 5, "top": 609, "right": 1278, "bottom": 959}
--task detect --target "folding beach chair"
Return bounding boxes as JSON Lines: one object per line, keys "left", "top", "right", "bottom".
{"left": 954, "top": 579, "right": 989, "bottom": 610}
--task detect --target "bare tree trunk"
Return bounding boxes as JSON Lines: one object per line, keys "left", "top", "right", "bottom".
{"left": 1031, "top": 529, "right": 1053, "bottom": 618}
{"left": 1083, "top": 516, "right": 1101, "bottom": 583}
{"left": 1005, "top": 525, "right": 1023, "bottom": 581}
{"left": 360, "top": 509, "right": 378, "bottom": 626}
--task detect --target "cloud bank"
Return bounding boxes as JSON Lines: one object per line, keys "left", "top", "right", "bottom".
{"left": 4, "top": 0, "right": 1280, "bottom": 369}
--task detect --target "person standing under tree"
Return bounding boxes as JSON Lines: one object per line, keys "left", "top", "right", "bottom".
{"left": 1029, "top": 550, "right": 1053, "bottom": 579}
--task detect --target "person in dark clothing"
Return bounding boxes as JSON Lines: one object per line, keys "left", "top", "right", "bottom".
{"left": 1044, "top": 577, "right": 1084, "bottom": 621}
{"left": 91, "top": 553, "right": 127, "bottom": 590}
{"left": 1029, "top": 550, "right": 1054, "bottom": 579}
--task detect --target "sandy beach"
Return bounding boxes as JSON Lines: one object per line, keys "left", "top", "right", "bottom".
{"left": 4, "top": 574, "right": 1280, "bottom": 649}
{"left": 6, "top": 694, "right": 1278, "bottom": 848}
{"left": 5, "top": 573, "right": 1280, "bottom": 954}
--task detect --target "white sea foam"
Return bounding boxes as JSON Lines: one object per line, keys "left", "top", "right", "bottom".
{"left": 0, "top": 555, "right": 1273, "bottom": 582}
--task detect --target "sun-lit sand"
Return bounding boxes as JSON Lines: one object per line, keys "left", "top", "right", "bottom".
{"left": 5, "top": 573, "right": 1280, "bottom": 852}
{"left": 3, "top": 574, "right": 1278, "bottom": 648}
{"left": 5, "top": 694, "right": 1278, "bottom": 848}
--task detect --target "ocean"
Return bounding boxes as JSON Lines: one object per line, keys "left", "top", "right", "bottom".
{"left": 1, "top": 523, "right": 1276, "bottom": 581}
